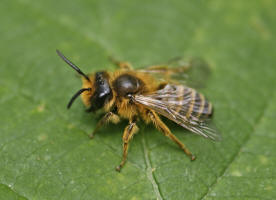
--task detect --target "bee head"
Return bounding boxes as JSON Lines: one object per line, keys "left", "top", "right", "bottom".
{"left": 83, "top": 71, "right": 113, "bottom": 112}
{"left": 57, "top": 50, "right": 112, "bottom": 111}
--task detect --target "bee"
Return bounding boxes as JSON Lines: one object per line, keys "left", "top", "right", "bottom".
{"left": 56, "top": 50, "right": 220, "bottom": 172}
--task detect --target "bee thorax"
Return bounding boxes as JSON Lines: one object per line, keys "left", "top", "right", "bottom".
{"left": 113, "top": 74, "right": 143, "bottom": 97}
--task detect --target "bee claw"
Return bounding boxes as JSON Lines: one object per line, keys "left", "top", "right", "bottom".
{"left": 89, "top": 133, "right": 94, "bottom": 139}
{"left": 191, "top": 155, "right": 196, "bottom": 161}
{"left": 115, "top": 165, "right": 121, "bottom": 172}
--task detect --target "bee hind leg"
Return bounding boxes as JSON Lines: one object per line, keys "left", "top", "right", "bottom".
{"left": 116, "top": 118, "right": 138, "bottom": 172}
{"left": 148, "top": 110, "right": 196, "bottom": 161}
{"left": 89, "top": 111, "right": 120, "bottom": 139}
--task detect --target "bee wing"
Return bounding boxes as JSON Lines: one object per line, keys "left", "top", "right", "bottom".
{"left": 133, "top": 84, "right": 221, "bottom": 141}
{"left": 137, "top": 57, "right": 211, "bottom": 88}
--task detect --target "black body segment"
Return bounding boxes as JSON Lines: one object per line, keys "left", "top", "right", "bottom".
{"left": 88, "top": 71, "right": 113, "bottom": 112}
{"left": 112, "top": 74, "right": 143, "bottom": 97}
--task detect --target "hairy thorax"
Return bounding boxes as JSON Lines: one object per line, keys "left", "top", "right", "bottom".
{"left": 110, "top": 72, "right": 157, "bottom": 119}
{"left": 111, "top": 74, "right": 142, "bottom": 118}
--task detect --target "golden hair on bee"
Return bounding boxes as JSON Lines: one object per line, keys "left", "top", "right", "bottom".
{"left": 57, "top": 50, "right": 220, "bottom": 172}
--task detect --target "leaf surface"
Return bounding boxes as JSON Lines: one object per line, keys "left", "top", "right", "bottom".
{"left": 0, "top": 0, "right": 275, "bottom": 199}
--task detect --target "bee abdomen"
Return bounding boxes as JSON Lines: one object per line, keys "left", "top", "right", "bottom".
{"left": 154, "top": 84, "right": 213, "bottom": 120}
{"left": 193, "top": 92, "right": 213, "bottom": 119}
{"left": 169, "top": 85, "right": 212, "bottom": 120}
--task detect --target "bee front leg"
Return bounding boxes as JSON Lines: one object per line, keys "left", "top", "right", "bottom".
{"left": 148, "top": 110, "right": 196, "bottom": 161}
{"left": 89, "top": 111, "right": 120, "bottom": 139}
{"left": 116, "top": 118, "right": 138, "bottom": 172}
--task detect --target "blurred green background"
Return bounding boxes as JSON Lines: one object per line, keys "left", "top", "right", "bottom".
{"left": 0, "top": 0, "right": 275, "bottom": 199}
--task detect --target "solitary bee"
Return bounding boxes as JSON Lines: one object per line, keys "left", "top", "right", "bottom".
{"left": 56, "top": 50, "right": 220, "bottom": 172}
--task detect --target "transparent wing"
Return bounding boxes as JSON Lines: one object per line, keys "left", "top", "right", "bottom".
{"left": 137, "top": 57, "right": 211, "bottom": 88}
{"left": 134, "top": 84, "right": 220, "bottom": 141}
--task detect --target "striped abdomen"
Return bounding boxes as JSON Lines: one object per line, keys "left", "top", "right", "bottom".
{"left": 159, "top": 84, "right": 213, "bottom": 120}
{"left": 184, "top": 87, "right": 212, "bottom": 120}
{"left": 134, "top": 84, "right": 218, "bottom": 140}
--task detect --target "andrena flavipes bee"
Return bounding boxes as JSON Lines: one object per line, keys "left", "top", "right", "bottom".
{"left": 56, "top": 50, "right": 220, "bottom": 172}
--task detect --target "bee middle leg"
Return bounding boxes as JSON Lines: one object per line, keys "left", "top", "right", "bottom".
{"left": 116, "top": 118, "right": 138, "bottom": 172}
{"left": 148, "top": 110, "right": 196, "bottom": 161}
{"left": 89, "top": 111, "right": 120, "bottom": 139}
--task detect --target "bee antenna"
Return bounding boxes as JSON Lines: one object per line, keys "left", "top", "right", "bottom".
{"left": 56, "top": 49, "right": 91, "bottom": 83}
{"left": 67, "top": 88, "right": 91, "bottom": 109}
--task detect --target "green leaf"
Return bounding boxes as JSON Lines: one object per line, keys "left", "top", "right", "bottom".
{"left": 0, "top": 0, "right": 275, "bottom": 199}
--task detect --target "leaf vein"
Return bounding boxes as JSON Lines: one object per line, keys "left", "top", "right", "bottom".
{"left": 142, "top": 133, "right": 164, "bottom": 200}
{"left": 0, "top": 183, "right": 29, "bottom": 200}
